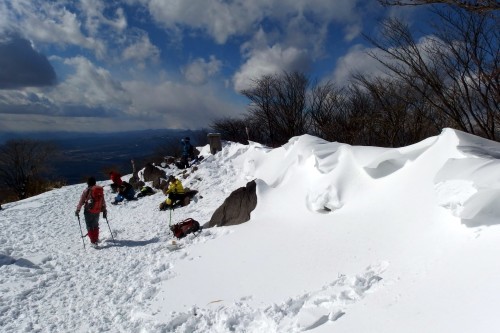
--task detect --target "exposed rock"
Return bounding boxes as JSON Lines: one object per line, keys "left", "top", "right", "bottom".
{"left": 153, "top": 177, "right": 171, "bottom": 190}
{"left": 129, "top": 177, "right": 144, "bottom": 190}
{"left": 143, "top": 163, "right": 167, "bottom": 186}
{"left": 164, "top": 156, "right": 176, "bottom": 165}
{"left": 205, "top": 180, "right": 257, "bottom": 228}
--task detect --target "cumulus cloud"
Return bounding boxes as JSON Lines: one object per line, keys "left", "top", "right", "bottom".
{"left": 146, "top": 0, "right": 259, "bottom": 44}
{"left": 0, "top": 52, "right": 244, "bottom": 130}
{"left": 81, "top": 0, "right": 127, "bottom": 35}
{"left": 2, "top": 0, "right": 133, "bottom": 59}
{"left": 122, "top": 33, "right": 160, "bottom": 68}
{"left": 121, "top": 79, "right": 245, "bottom": 128}
{"left": 5, "top": 0, "right": 106, "bottom": 57}
{"left": 0, "top": 56, "right": 131, "bottom": 118}
{"left": 144, "top": 0, "right": 362, "bottom": 44}
{"left": 49, "top": 57, "right": 131, "bottom": 115}
{"left": 330, "top": 33, "right": 442, "bottom": 86}
{"left": 233, "top": 44, "right": 311, "bottom": 91}
{"left": 0, "top": 33, "right": 56, "bottom": 89}
{"left": 330, "top": 44, "right": 388, "bottom": 85}
{"left": 182, "top": 56, "right": 222, "bottom": 85}
{"left": 0, "top": 90, "right": 54, "bottom": 114}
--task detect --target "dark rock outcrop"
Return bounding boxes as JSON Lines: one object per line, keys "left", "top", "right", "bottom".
{"left": 205, "top": 180, "right": 257, "bottom": 228}
{"left": 143, "top": 163, "right": 167, "bottom": 188}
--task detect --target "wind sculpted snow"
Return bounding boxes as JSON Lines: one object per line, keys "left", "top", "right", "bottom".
{"left": 1, "top": 128, "right": 500, "bottom": 332}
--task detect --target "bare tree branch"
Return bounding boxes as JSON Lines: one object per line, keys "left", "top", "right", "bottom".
{"left": 378, "top": 0, "right": 500, "bottom": 13}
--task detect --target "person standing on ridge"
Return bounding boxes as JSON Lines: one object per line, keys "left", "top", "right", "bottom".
{"left": 180, "top": 137, "right": 193, "bottom": 169}
{"left": 75, "top": 177, "right": 107, "bottom": 246}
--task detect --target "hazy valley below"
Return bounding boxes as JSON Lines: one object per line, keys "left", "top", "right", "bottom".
{"left": 2, "top": 129, "right": 203, "bottom": 185}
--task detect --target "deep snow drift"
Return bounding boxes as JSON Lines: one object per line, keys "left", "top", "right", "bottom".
{"left": 1, "top": 128, "right": 500, "bottom": 333}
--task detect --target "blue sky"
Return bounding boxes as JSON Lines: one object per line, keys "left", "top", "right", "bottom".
{"left": 0, "top": 0, "right": 426, "bottom": 133}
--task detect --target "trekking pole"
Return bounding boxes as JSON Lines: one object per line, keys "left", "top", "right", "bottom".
{"left": 169, "top": 206, "right": 173, "bottom": 227}
{"left": 76, "top": 215, "right": 86, "bottom": 250}
{"left": 105, "top": 217, "right": 116, "bottom": 244}
{"left": 168, "top": 206, "right": 175, "bottom": 237}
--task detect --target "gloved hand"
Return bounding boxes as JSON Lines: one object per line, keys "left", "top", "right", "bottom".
{"left": 103, "top": 210, "right": 107, "bottom": 219}
{"left": 75, "top": 210, "right": 79, "bottom": 217}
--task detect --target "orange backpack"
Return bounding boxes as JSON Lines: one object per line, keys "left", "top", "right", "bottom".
{"left": 86, "top": 186, "right": 104, "bottom": 214}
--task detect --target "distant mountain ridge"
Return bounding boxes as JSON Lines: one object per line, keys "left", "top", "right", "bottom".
{"left": 0, "top": 128, "right": 194, "bottom": 144}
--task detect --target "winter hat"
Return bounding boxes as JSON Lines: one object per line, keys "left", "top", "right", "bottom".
{"left": 184, "top": 137, "right": 190, "bottom": 141}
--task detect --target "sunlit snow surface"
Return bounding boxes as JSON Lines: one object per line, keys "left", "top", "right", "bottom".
{"left": 1, "top": 128, "right": 500, "bottom": 332}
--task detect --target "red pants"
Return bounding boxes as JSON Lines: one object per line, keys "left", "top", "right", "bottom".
{"left": 87, "top": 228, "right": 99, "bottom": 244}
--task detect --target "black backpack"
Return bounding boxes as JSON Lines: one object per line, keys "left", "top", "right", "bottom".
{"left": 170, "top": 218, "right": 201, "bottom": 239}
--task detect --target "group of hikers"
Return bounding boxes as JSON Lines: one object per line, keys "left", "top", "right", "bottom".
{"left": 75, "top": 137, "right": 196, "bottom": 247}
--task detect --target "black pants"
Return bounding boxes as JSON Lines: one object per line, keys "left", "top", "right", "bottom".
{"left": 169, "top": 193, "right": 186, "bottom": 203}
{"left": 180, "top": 156, "right": 189, "bottom": 169}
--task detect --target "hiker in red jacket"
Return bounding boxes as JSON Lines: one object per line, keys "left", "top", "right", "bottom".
{"left": 109, "top": 171, "right": 123, "bottom": 193}
{"left": 75, "top": 177, "right": 107, "bottom": 246}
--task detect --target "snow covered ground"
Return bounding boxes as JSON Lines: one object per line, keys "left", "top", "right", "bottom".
{"left": 1, "top": 128, "right": 500, "bottom": 333}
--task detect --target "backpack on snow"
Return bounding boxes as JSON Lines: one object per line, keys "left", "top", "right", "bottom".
{"left": 170, "top": 218, "right": 201, "bottom": 239}
{"left": 86, "top": 185, "right": 104, "bottom": 214}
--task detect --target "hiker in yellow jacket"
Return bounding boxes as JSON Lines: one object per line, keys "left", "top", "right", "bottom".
{"left": 160, "top": 175, "right": 186, "bottom": 210}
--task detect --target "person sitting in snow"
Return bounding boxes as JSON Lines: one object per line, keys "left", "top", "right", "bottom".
{"left": 75, "top": 177, "right": 107, "bottom": 246}
{"left": 112, "top": 181, "right": 135, "bottom": 204}
{"left": 109, "top": 171, "right": 123, "bottom": 193}
{"left": 159, "top": 175, "right": 185, "bottom": 210}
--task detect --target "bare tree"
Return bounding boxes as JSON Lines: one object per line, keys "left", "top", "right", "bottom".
{"left": 271, "top": 71, "right": 310, "bottom": 143}
{"left": 241, "top": 75, "right": 278, "bottom": 146}
{"left": 0, "top": 139, "right": 58, "bottom": 199}
{"left": 353, "top": 74, "right": 444, "bottom": 146}
{"left": 211, "top": 117, "right": 251, "bottom": 144}
{"left": 365, "top": 8, "right": 499, "bottom": 139}
{"left": 308, "top": 81, "right": 350, "bottom": 142}
{"left": 378, "top": 0, "right": 500, "bottom": 12}
{"left": 240, "top": 71, "right": 311, "bottom": 146}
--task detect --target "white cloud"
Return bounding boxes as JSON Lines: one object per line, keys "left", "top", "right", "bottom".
{"left": 2, "top": 0, "right": 129, "bottom": 60}
{"left": 80, "top": 0, "right": 127, "bottom": 35}
{"left": 122, "top": 79, "right": 244, "bottom": 128}
{"left": 233, "top": 44, "right": 310, "bottom": 91}
{"left": 144, "top": 0, "right": 362, "bottom": 44}
{"left": 343, "top": 24, "right": 363, "bottom": 42}
{"left": 0, "top": 74, "right": 246, "bottom": 132}
{"left": 330, "top": 34, "right": 440, "bottom": 86}
{"left": 146, "top": 0, "right": 260, "bottom": 44}
{"left": 48, "top": 56, "right": 131, "bottom": 115}
{"left": 0, "top": 57, "right": 131, "bottom": 118}
{"left": 330, "top": 45, "right": 381, "bottom": 85}
{"left": 182, "top": 56, "right": 222, "bottom": 85}
{"left": 5, "top": 0, "right": 106, "bottom": 57}
{"left": 122, "top": 34, "right": 161, "bottom": 68}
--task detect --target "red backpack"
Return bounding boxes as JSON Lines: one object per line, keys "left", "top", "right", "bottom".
{"left": 170, "top": 218, "right": 201, "bottom": 239}
{"left": 86, "top": 185, "right": 104, "bottom": 214}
